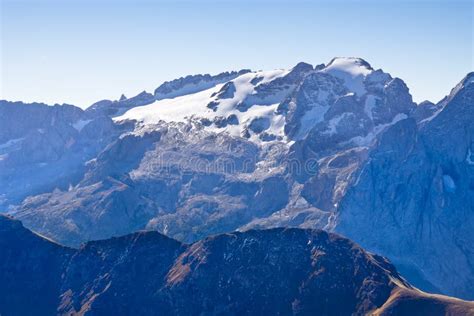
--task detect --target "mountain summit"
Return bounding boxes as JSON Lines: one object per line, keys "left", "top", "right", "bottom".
{"left": 1, "top": 58, "right": 473, "bottom": 299}
{"left": 115, "top": 57, "right": 408, "bottom": 144}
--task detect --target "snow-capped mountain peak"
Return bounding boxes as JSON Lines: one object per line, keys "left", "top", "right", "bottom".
{"left": 114, "top": 58, "right": 412, "bottom": 146}
{"left": 115, "top": 67, "right": 297, "bottom": 143}
{"left": 321, "top": 57, "right": 374, "bottom": 96}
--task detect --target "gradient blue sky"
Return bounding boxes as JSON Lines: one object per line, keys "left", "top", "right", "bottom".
{"left": 1, "top": 0, "right": 473, "bottom": 109}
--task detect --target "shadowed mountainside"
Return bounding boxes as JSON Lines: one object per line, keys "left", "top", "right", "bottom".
{"left": 0, "top": 215, "right": 473, "bottom": 316}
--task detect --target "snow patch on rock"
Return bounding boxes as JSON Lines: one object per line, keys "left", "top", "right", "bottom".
{"left": 0, "top": 138, "right": 25, "bottom": 151}
{"left": 322, "top": 57, "right": 373, "bottom": 96}
{"left": 350, "top": 113, "right": 408, "bottom": 147}
{"left": 72, "top": 119, "right": 92, "bottom": 132}
{"left": 442, "top": 174, "right": 456, "bottom": 193}
{"left": 466, "top": 149, "right": 474, "bottom": 165}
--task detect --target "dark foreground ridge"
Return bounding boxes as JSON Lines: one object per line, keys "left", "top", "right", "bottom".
{"left": 0, "top": 215, "right": 472, "bottom": 316}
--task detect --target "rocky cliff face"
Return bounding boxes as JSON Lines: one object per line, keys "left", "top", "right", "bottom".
{"left": 2, "top": 215, "right": 472, "bottom": 316}
{"left": 1, "top": 59, "right": 472, "bottom": 300}
{"left": 336, "top": 73, "right": 474, "bottom": 299}
{"left": 0, "top": 100, "right": 123, "bottom": 210}
{"left": 86, "top": 91, "right": 156, "bottom": 117}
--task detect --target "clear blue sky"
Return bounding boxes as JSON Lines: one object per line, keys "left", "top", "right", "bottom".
{"left": 1, "top": 0, "right": 472, "bottom": 109}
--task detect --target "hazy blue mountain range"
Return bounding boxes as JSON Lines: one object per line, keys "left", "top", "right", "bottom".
{"left": 0, "top": 57, "right": 473, "bottom": 300}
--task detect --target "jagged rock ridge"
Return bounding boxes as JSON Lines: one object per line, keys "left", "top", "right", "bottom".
{"left": 1, "top": 215, "right": 473, "bottom": 316}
